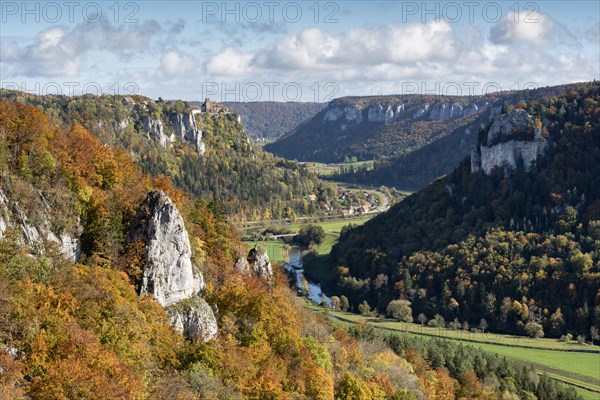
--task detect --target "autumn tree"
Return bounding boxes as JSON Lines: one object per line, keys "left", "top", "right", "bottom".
{"left": 387, "top": 300, "right": 413, "bottom": 322}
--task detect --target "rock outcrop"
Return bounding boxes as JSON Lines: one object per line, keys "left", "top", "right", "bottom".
{"left": 114, "top": 119, "right": 129, "bottom": 132}
{"left": 234, "top": 256, "right": 250, "bottom": 273}
{"left": 412, "top": 104, "right": 429, "bottom": 118}
{"left": 129, "top": 191, "right": 216, "bottom": 342}
{"left": 324, "top": 103, "right": 406, "bottom": 124}
{"left": 429, "top": 102, "right": 463, "bottom": 120}
{"left": 235, "top": 245, "right": 273, "bottom": 280}
{"left": 142, "top": 116, "right": 172, "bottom": 148}
{"left": 265, "top": 95, "right": 495, "bottom": 163}
{"left": 170, "top": 113, "right": 206, "bottom": 154}
{"left": 169, "top": 297, "right": 218, "bottom": 342}
{"left": 0, "top": 189, "right": 81, "bottom": 261}
{"left": 324, "top": 105, "right": 363, "bottom": 123}
{"left": 248, "top": 245, "right": 273, "bottom": 279}
{"left": 367, "top": 104, "right": 404, "bottom": 122}
{"left": 320, "top": 99, "right": 487, "bottom": 126}
{"left": 141, "top": 113, "right": 206, "bottom": 154}
{"left": 471, "top": 109, "right": 547, "bottom": 175}
{"left": 129, "top": 191, "right": 204, "bottom": 307}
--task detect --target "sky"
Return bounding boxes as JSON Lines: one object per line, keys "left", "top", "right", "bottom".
{"left": 1, "top": 0, "right": 598, "bottom": 101}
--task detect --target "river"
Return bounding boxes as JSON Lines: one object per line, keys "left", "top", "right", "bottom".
{"left": 282, "top": 246, "right": 332, "bottom": 307}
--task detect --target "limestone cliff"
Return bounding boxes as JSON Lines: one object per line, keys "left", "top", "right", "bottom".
{"left": 471, "top": 109, "right": 547, "bottom": 175}
{"left": 141, "top": 115, "right": 172, "bottom": 148}
{"left": 128, "top": 191, "right": 217, "bottom": 342}
{"left": 266, "top": 95, "right": 492, "bottom": 163}
{"left": 0, "top": 188, "right": 81, "bottom": 261}
{"left": 170, "top": 113, "right": 206, "bottom": 154}
{"left": 129, "top": 191, "right": 203, "bottom": 306}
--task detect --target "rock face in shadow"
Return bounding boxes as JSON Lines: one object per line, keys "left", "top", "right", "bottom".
{"left": 129, "top": 190, "right": 217, "bottom": 342}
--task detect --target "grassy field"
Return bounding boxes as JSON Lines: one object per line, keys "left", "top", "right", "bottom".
{"left": 289, "top": 216, "right": 372, "bottom": 255}
{"left": 244, "top": 216, "right": 373, "bottom": 262}
{"left": 304, "top": 303, "right": 600, "bottom": 398}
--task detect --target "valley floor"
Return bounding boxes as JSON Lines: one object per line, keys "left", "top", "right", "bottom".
{"left": 245, "top": 206, "right": 600, "bottom": 399}
{"left": 305, "top": 302, "right": 600, "bottom": 400}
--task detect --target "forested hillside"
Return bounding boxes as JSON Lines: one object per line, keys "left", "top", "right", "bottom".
{"left": 0, "top": 100, "right": 420, "bottom": 399}
{"left": 266, "top": 93, "right": 505, "bottom": 163}
{"left": 146, "top": 112, "right": 336, "bottom": 221}
{"left": 330, "top": 83, "right": 600, "bottom": 340}
{"left": 0, "top": 91, "right": 336, "bottom": 221}
{"left": 0, "top": 99, "right": 581, "bottom": 399}
{"left": 222, "top": 101, "right": 326, "bottom": 142}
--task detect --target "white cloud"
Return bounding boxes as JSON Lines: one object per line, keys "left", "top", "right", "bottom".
{"left": 194, "top": 17, "right": 597, "bottom": 101}
{"left": 1, "top": 19, "right": 160, "bottom": 77}
{"left": 249, "top": 21, "right": 457, "bottom": 71}
{"left": 490, "top": 13, "right": 552, "bottom": 44}
{"left": 2, "top": 8, "right": 596, "bottom": 101}
{"left": 1, "top": 27, "right": 81, "bottom": 76}
{"left": 206, "top": 47, "right": 253, "bottom": 76}
{"left": 490, "top": 12, "right": 580, "bottom": 48}
{"left": 160, "top": 49, "right": 198, "bottom": 77}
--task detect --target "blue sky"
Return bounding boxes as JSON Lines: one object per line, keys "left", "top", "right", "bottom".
{"left": 1, "top": 1, "right": 598, "bottom": 101}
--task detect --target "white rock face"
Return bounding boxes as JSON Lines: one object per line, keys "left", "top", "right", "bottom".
{"left": 366, "top": 104, "right": 403, "bottom": 123}
{"left": 248, "top": 245, "right": 273, "bottom": 279}
{"left": 323, "top": 99, "right": 483, "bottom": 126}
{"left": 486, "top": 108, "right": 541, "bottom": 146}
{"left": 0, "top": 189, "right": 81, "bottom": 261}
{"left": 343, "top": 106, "right": 363, "bottom": 123}
{"left": 324, "top": 107, "right": 343, "bottom": 122}
{"left": 324, "top": 106, "right": 363, "bottom": 123}
{"left": 413, "top": 104, "right": 429, "bottom": 118}
{"left": 325, "top": 103, "right": 404, "bottom": 125}
{"left": 472, "top": 109, "right": 547, "bottom": 175}
{"left": 131, "top": 191, "right": 204, "bottom": 307}
{"left": 114, "top": 119, "right": 129, "bottom": 131}
{"left": 142, "top": 116, "right": 173, "bottom": 147}
{"left": 170, "top": 113, "right": 205, "bottom": 155}
{"left": 59, "top": 234, "right": 81, "bottom": 260}
{"left": 129, "top": 191, "right": 217, "bottom": 342}
{"left": 478, "top": 140, "right": 547, "bottom": 175}
{"left": 169, "top": 297, "right": 218, "bottom": 342}
{"left": 0, "top": 191, "right": 8, "bottom": 237}
{"left": 234, "top": 256, "right": 250, "bottom": 273}
{"left": 429, "top": 102, "right": 463, "bottom": 120}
